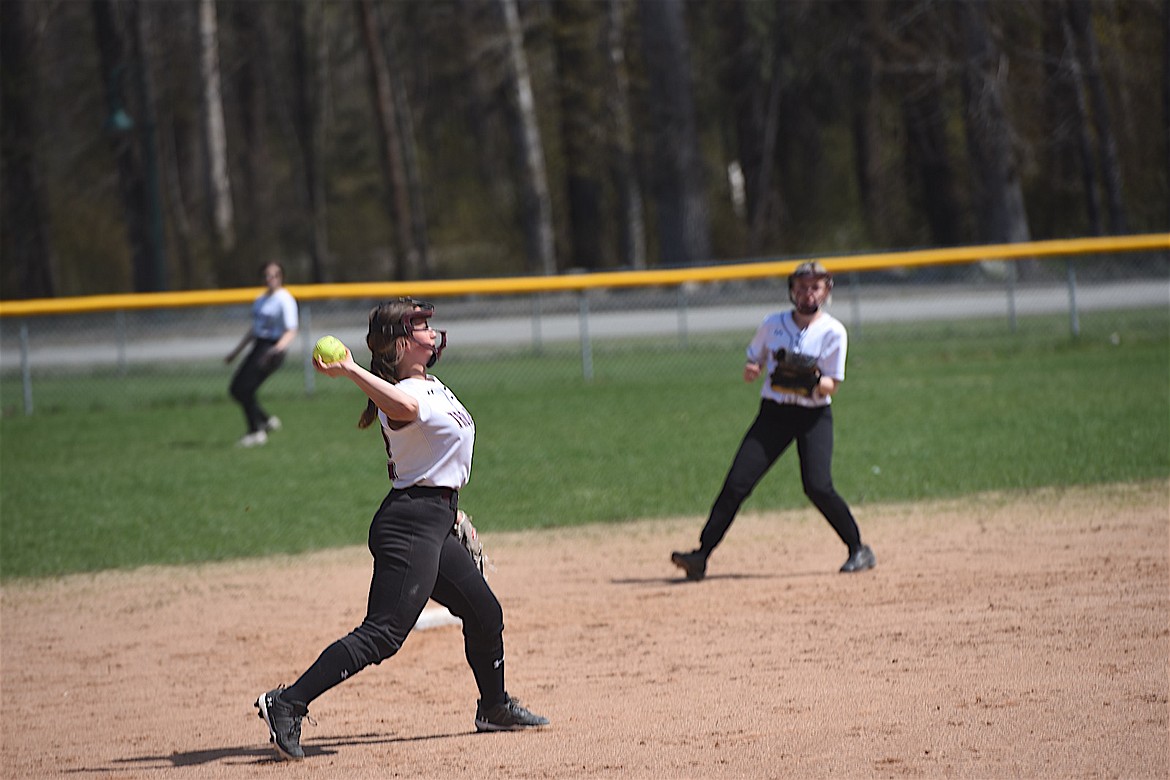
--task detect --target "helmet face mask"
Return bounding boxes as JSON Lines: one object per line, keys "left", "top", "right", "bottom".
{"left": 382, "top": 298, "right": 447, "bottom": 367}
{"left": 788, "top": 262, "right": 832, "bottom": 315}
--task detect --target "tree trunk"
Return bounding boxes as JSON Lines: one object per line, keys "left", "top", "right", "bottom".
{"left": 357, "top": 0, "right": 418, "bottom": 280}
{"left": 1066, "top": 0, "right": 1127, "bottom": 234}
{"left": 158, "top": 113, "right": 197, "bottom": 287}
{"left": 147, "top": 0, "right": 198, "bottom": 288}
{"left": 231, "top": 0, "right": 275, "bottom": 259}
{"left": 292, "top": 0, "right": 329, "bottom": 283}
{"left": 903, "top": 78, "right": 964, "bottom": 247}
{"left": 637, "top": 0, "right": 711, "bottom": 266}
{"left": 553, "top": 0, "right": 605, "bottom": 270}
{"left": 92, "top": 0, "right": 167, "bottom": 292}
{"left": 387, "top": 34, "right": 432, "bottom": 278}
{"left": 0, "top": 0, "right": 57, "bottom": 298}
{"left": 1056, "top": 4, "right": 1104, "bottom": 236}
{"left": 129, "top": 0, "right": 168, "bottom": 290}
{"left": 957, "top": 0, "right": 1031, "bottom": 245}
{"left": 198, "top": 0, "right": 235, "bottom": 253}
{"left": 603, "top": 0, "right": 645, "bottom": 269}
{"left": 750, "top": 12, "right": 787, "bottom": 254}
{"left": 715, "top": 1, "right": 767, "bottom": 250}
{"left": 850, "top": 0, "right": 896, "bottom": 246}
{"left": 499, "top": 0, "right": 557, "bottom": 275}
{"left": 1037, "top": 0, "right": 1094, "bottom": 237}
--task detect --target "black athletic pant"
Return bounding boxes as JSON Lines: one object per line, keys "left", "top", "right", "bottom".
{"left": 698, "top": 400, "right": 862, "bottom": 556}
{"left": 282, "top": 488, "right": 507, "bottom": 710}
{"left": 229, "top": 338, "right": 283, "bottom": 433}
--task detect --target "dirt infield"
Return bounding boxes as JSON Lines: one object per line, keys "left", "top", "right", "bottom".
{"left": 3, "top": 481, "right": 1167, "bottom": 779}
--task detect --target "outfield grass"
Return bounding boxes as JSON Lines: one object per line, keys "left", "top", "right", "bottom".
{"left": 1, "top": 308, "right": 1166, "bottom": 580}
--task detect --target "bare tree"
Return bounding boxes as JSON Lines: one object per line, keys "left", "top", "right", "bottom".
{"left": 552, "top": 0, "right": 605, "bottom": 270}
{"left": 231, "top": 1, "right": 276, "bottom": 259}
{"left": 198, "top": 0, "right": 235, "bottom": 253}
{"left": 893, "top": 1, "right": 965, "bottom": 246}
{"left": 357, "top": 0, "right": 420, "bottom": 280}
{"left": 499, "top": 0, "right": 557, "bottom": 275}
{"left": 849, "top": 0, "right": 898, "bottom": 247}
{"left": 637, "top": 0, "right": 710, "bottom": 266}
{"left": 957, "top": 0, "right": 1030, "bottom": 245}
{"left": 91, "top": 0, "right": 167, "bottom": 292}
{"left": 147, "top": 1, "right": 198, "bottom": 287}
{"left": 385, "top": 18, "right": 432, "bottom": 278}
{"left": 290, "top": 0, "right": 330, "bottom": 283}
{"left": 715, "top": 1, "right": 769, "bottom": 251}
{"left": 0, "top": 0, "right": 57, "bottom": 298}
{"left": 1044, "top": 0, "right": 1104, "bottom": 236}
{"left": 1065, "top": 0, "right": 1127, "bottom": 235}
{"left": 603, "top": 0, "right": 645, "bottom": 269}
{"left": 903, "top": 78, "right": 965, "bottom": 246}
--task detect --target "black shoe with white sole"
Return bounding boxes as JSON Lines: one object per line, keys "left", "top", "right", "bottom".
{"left": 256, "top": 686, "right": 308, "bottom": 760}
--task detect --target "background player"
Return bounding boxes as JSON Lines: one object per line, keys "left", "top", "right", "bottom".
{"left": 671, "top": 262, "right": 875, "bottom": 581}
{"left": 255, "top": 298, "right": 547, "bottom": 761}
{"left": 225, "top": 262, "right": 298, "bottom": 447}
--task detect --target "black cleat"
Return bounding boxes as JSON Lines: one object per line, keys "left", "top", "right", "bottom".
{"left": 671, "top": 549, "right": 708, "bottom": 581}
{"left": 256, "top": 686, "right": 308, "bottom": 760}
{"left": 474, "top": 695, "right": 549, "bottom": 732}
{"left": 840, "top": 544, "right": 876, "bottom": 573}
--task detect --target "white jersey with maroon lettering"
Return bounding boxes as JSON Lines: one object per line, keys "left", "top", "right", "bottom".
{"left": 746, "top": 310, "right": 848, "bottom": 408}
{"left": 378, "top": 375, "right": 475, "bottom": 489}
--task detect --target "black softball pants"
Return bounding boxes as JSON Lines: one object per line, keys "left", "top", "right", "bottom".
{"left": 698, "top": 400, "right": 862, "bottom": 556}
{"left": 229, "top": 338, "right": 283, "bottom": 433}
{"left": 282, "top": 489, "right": 507, "bottom": 710}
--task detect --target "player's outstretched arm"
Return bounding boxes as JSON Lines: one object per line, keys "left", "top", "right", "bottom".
{"left": 314, "top": 351, "right": 419, "bottom": 422}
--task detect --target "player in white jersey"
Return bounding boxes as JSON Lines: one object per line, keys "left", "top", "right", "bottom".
{"left": 255, "top": 298, "right": 547, "bottom": 761}
{"left": 225, "top": 262, "right": 299, "bottom": 447}
{"left": 672, "top": 262, "right": 876, "bottom": 581}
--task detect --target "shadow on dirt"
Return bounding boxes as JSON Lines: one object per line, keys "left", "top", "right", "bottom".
{"left": 85, "top": 729, "right": 474, "bottom": 770}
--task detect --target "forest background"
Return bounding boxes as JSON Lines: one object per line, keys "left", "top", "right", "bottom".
{"left": 1, "top": 0, "right": 1166, "bottom": 300}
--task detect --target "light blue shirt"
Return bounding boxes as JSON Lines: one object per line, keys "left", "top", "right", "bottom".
{"left": 251, "top": 289, "right": 298, "bottom": 341}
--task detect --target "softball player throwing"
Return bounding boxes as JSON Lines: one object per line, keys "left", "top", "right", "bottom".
{"left": 672, "top": 262, "right": 875, "bottom": 581}
{"left": 255, "top": 298, "right": 547, "bottom": 761}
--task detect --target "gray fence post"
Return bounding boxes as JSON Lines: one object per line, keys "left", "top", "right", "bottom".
{"left": 677, "top": 285, "right": 689, "bottom": 348}
{"left": 531, "top": 294, "right": 543, "bottom": 354}
{"left": 302, "top": 303, "right": 315, "bottom": 396}
{"left": 847, "top": 272, "right": 862, "bottom": 338}
{"left": 19, "top": 320, "right": 33, "bottom": 416}
{"left": 1006, "top": 262, "right": 1018, "bottom": 333}
{"left": 115, "top": 310, "right": 127, "bottom": 376}
{"left": 1066, "top": 260, "right": 1081, "bottom": 338}
{"left": 578, "top": 291, "right": 593, "bottom": 381}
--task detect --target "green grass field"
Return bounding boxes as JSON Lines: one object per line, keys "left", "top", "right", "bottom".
{"left": 1, "top": 308, "right": 1166, "bottom": 581}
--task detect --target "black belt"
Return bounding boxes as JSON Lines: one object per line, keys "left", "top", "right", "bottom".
{"left": 392, "top": 485, "right": 458, "bottom": 509}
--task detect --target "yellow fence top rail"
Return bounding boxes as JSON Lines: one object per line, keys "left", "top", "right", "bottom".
{"left": 2, "top": 233, "right": 1166, "bottom": 318}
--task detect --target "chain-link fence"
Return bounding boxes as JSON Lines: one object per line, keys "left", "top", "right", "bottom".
{"left": 1, "top": 250, "right": 1166, "bottom": 417}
